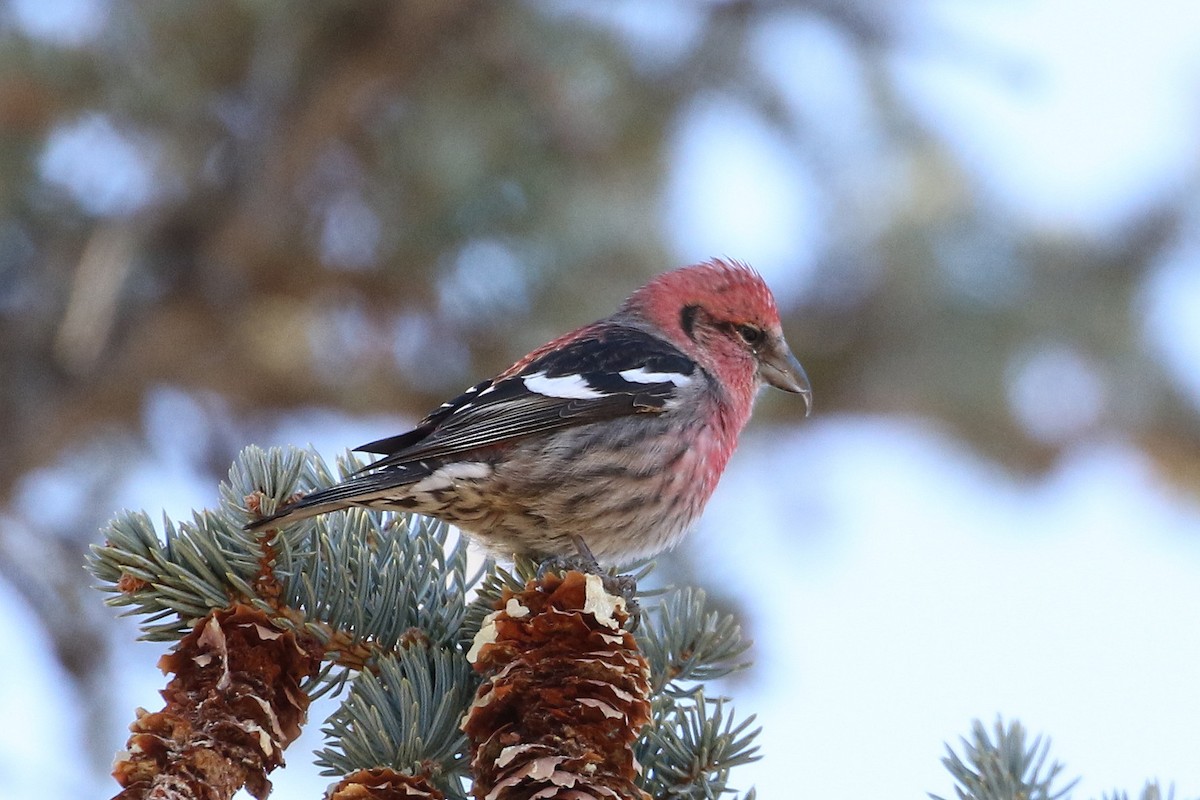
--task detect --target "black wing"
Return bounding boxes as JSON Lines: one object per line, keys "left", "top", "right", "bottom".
{"left": 355, "top": 324, "right": 697, "bottom": 468}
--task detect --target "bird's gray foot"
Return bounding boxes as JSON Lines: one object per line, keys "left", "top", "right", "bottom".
{"left": 536, "top": 534, "right": 640, "bottom": 630}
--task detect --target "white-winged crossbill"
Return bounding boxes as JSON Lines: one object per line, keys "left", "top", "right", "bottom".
{"left": 248, "top": 259, "right": 810, "bottom": 564}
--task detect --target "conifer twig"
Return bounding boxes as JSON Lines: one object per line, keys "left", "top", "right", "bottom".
{"left": 931, "top": 718, "right": 1078, "bottom": 800}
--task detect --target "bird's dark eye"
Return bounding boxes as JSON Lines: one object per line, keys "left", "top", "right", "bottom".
{"left": 735, "top": 324, "right": 764, "bottom": 347}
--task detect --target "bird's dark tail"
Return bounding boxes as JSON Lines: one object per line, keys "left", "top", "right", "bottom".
{"left": 244, "top": 466, "right": 425, "bottom": 531}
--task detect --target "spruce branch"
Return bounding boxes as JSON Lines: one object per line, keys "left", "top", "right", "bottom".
{"left": 277, "top": 508, "right": 470, "bottom": 659}
{"left": 932, "top": 718, "right": 1080, "bottom": 800}
{"left": 89, "top": 446, "right": 471, "bottom": 665}
{"left": 316, "top": 644, "right": 476, "bottom": 799}
{"left": 636, "top": 586, "right": 752, "bottom": 696}
{"left": 636, "top": 693, "right": 761, "bottom": 800}
{"left": 89, "top": 446, "right": 319, "bottom": 641}
{"left": 89, "top": 505, "right": 306, "bottom": 640}
{"left": 1100, "top": 783, "right": 1175, "bottom": 800}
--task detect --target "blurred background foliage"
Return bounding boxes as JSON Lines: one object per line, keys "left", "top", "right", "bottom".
{"left": 2, "top": 0, "right": 1199, "bottom": 794}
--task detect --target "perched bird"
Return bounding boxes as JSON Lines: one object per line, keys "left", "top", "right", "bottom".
{"left": 248, "top": 259, "right": 811, "bottom": 564}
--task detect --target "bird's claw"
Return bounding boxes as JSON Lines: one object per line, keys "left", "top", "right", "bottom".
{"left": 607, "top": 575, "right": 641, "bottom": 632}
{"left": 535, "top": 552, "right": 597, "bottom": 581}
{"left": 535, "top": 535, "right": 641, "bottom": 631}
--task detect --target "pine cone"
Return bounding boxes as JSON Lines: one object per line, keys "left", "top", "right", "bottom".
{"left": 463, "top": 571, "right": 652, "bottom": 800}
{"left": 112, "top": 603, "right": 322, "bottom": 800}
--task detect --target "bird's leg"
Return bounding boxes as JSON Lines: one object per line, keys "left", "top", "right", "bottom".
{"left": 536, "top": 533, "right": 601, "bottom": 578}
{"left": 569, "top": 533, "right": 602, "bottom": 572}
{"left": 569, "top": 536, "right": 641, "bottom": 617}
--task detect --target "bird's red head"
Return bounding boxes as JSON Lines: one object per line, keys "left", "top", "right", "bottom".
{"left": 625, "top": 258, "right": 780, "bottom": 335}
{"left": 621, "top": 259, "right": 811, "bottom": 416}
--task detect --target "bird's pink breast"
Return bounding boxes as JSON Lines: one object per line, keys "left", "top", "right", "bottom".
{"left": 424, "top": 397, "right": 739, "bottom": 563}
